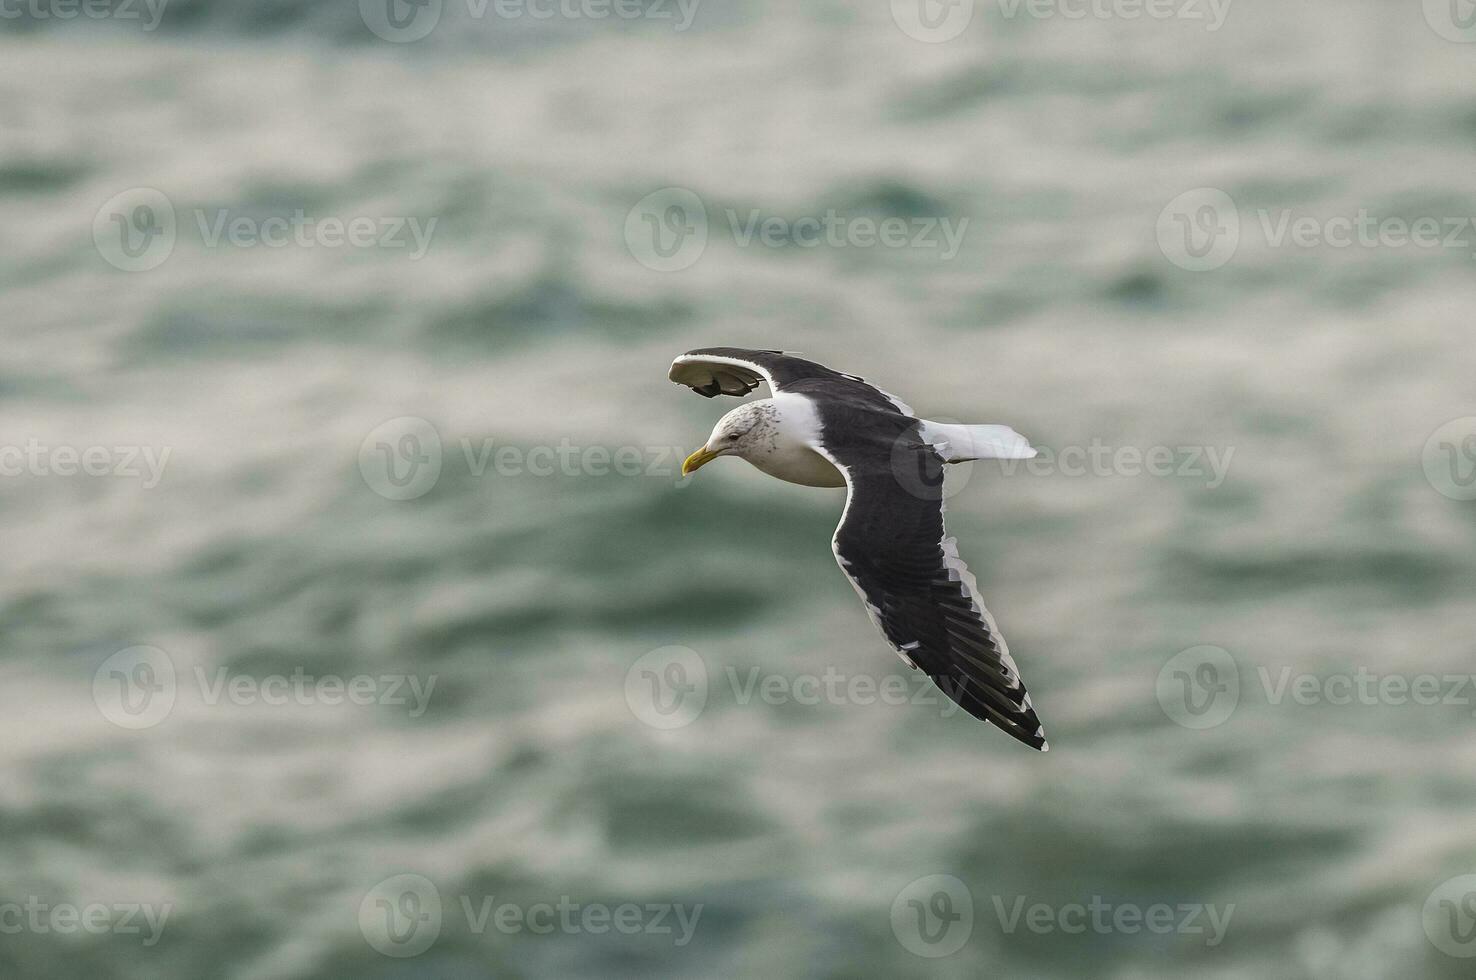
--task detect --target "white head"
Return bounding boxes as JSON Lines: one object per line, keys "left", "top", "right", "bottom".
{"left": 682, "top": 401, "right": 778, "bottom": 475}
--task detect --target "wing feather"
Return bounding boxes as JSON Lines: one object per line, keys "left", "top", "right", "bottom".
{"left": 668, "top": 347, "right": 913, "bottom": 415}
{"left": 809, "top": 416, "right": 1047, "bottom": 751}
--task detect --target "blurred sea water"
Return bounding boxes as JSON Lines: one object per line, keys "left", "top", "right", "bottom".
{"left": 2, "top": 0, "right": 1476, "bottom": 977}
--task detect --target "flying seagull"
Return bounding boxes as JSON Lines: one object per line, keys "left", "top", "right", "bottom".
{"left": 670, "top": 347, "right": 1048, "bottom": 751}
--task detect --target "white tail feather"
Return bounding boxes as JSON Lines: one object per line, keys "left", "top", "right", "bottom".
{"left": 921, "top": 421, "right": 1037, "bottom": 462}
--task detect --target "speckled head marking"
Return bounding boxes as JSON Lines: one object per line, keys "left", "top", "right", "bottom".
{"left": 709, "top": 401, "right": 780, "bottom": 455}
{"left": 681, "top": 399, "right": 786, "bottom": 475}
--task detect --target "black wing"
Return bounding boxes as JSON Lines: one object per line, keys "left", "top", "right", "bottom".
{"left": 813, "top": 405, "right": 1048, "bottom": 751}
{"left": 668, "top": 347, "right": 913, "bottom": 415}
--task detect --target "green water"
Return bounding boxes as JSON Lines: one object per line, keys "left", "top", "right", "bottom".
{"left": 1, "top": 1, "right": 1475, "bottom": 977}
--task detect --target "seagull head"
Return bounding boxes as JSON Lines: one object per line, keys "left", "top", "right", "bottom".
{"left": 682, "top": 403, "right": 767, "bottom": 475}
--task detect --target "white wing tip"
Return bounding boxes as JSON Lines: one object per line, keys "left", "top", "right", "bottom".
{"left": 923, "top": 422, "right": 1038, "bottom": 462}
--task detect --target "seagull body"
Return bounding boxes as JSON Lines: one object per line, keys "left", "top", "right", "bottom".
{"left": 671, "top": 347, "right": 1049, "bottom": 751}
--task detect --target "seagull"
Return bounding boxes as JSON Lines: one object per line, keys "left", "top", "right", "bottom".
{"left": 670, "top": 347, "right": 1048, "bottom": 751}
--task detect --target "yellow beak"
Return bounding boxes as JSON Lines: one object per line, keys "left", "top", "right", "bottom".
{"left": 682, "top": 446, "right": 720, "bottom": 476}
